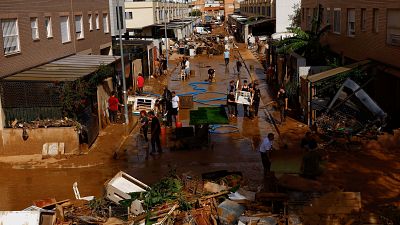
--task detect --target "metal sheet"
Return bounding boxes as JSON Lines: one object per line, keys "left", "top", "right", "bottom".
{"left": 0, "top": 211, "right": 41, "bottom": 225}
{"left": 4, "top": 55, "right": 120, "bottom": 81}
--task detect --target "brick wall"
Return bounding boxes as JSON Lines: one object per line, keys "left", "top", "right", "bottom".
{"left": 300, "top": 0, "right": 400, "bottom": 68}
{"left": 0, "top": 0, "right": 112, "bottom": 77}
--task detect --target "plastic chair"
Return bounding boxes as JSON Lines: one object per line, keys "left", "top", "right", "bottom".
{"left": 73, "top": 182, "right": 95, "bottom": 201}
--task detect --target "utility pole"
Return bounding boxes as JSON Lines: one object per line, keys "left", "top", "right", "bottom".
{"left": 117, "top": 0, "right": 129, "bottom": 125}
{"left": 164, "top": 8, "right": 169, "bottom": 68}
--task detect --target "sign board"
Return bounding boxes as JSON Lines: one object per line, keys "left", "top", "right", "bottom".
{"left": 235, "top": 91, "right": 252, "bottom": 105}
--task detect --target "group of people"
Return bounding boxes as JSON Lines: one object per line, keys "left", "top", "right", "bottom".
{"left": 226, "top": 79, "right": 261, "bottom": 119}
{"left": 178, "top": 57, "right": 191, "bottom": 79}
{"left": 154, "top": 55, "right": 168, "bottom": 77}
{"left": 138, "top": 86, "right": 180, "bottom": 155}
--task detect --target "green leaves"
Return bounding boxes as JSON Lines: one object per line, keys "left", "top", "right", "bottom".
{"left": 119, "top": 178, "right": 184, "bottom": 210}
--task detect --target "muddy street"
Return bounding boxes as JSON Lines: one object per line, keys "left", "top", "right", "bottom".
{"left": 0, "top": 41, "right": 301, "bottom": 210}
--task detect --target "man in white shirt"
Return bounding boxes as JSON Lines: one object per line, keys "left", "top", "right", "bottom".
{"left": 184, "top": 58, "right": 190, "bottom": 77}
{"left": 259, "top": 133, "right": 274, "bottom": 173}
{"left": 171, "top": 91, "right": 180, "bottom": 124}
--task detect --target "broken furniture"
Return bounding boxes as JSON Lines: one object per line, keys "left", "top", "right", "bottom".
{"left": 127, "top": 96, "right": 158, "bottom": 115}
{"left": 105, "top": 171, "right": 149, "bottom": 204}
{"left": 72, "top": 182, "right": 95, "bottom": 201}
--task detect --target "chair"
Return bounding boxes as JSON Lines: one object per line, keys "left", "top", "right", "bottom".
{"left": 73, "top": 182, "right": 95, "bottom": 201}
{"left": 180, "top": 69, "right": 186, "bottom": 81}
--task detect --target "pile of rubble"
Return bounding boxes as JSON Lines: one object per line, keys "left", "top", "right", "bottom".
{"left": 9, "top": 117, "right": 80, "bottom": 129}
{"left": 1, "top": 170, "right": 377, "bottom": 225}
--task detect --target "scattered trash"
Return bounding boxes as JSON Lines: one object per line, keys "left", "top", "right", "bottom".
{"left": 204, "top": 181, "right": 229, "bottom": 193}
{"left": 105, "top": 171, "right": 149, "bottom": 204}
{"left": 73, "top": 182, "right": 95, "bottom": 201}
{"left": 217, "top": 199, "right": 245, "bottom": 225}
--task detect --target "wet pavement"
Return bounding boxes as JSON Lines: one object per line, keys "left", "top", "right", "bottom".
{"left": 0, "top": 36, "right": 305, "bottom": 210}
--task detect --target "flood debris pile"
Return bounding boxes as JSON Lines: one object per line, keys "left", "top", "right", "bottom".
{"left": 2, "top": 170, "right": 380, "bottom": 225}
{"left": 9, "top": 117, "right": 80, "bottom": 129}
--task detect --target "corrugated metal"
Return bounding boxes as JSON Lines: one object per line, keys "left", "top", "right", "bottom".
{"left": 4, "top": 55, "right": 120, "bottom": 82}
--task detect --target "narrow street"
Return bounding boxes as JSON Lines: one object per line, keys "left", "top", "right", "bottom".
{"left": 0, "top": 35, "right": 305, "bottom": 210}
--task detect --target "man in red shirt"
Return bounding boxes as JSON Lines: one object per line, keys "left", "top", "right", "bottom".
{"left": 108, "top": 91, "right": 120, "bottom": 124}
{"left": 137, "top": 73, "right": 145, "bottom": 95}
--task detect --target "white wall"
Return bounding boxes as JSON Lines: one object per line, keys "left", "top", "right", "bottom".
{"left": 275, "top": 0, "right": 300, "bottom": 33}
{"left": 125, "top": 2, "right": 156, "bottom": 29}
{"left": 109, "top": 0, "right": 127, "bottom": 36}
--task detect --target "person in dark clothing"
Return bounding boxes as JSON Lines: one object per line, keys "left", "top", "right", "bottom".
{"left": 236, "top": 58, "right": 242, "bottom": 74}
{"left": 148, "top": 111, "right": 162, "bottom": 154}
{"left": 227, "top": 91, "right": 236, "bottom": 118}
{"left": 301, "top": 148, "right": 323, "bottom": 179}
{"left": 161, "top": 56, "right": 168, "bottom": 75}
{"left": 277, "top": 86, "right": 288, "bottom": 123}
{"left": 140, "top": 110, "right": 149, "bottom": 142}
{"left": 162, "top": 86, "right": 172, "bottom": 126}
{"left": 252, "top": 84, "right": 261, "bottom": 117}
{"left": 241, "top": 80, "right": 250, "bottom": 117}
{"left": 301, "top": 132, "right": 318, "bottom": 150}
{"left": 208, "top": 68, "right": 215, "bottom": 83}
{"left": 228, "top": 80, "right": 238, "bottom": 116}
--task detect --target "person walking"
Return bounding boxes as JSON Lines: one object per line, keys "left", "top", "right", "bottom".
{"left": 108, "top": 91, "right": 120, "bottom": 124}
{"left": 184, "top": 57, "right": 190, "bottom": 77}
{"left": 171, "top": 91, "right": 179, "bottom": 125}
{"left": 241, "top": 80, "right": 250, "bottom": 117}
{"left": 140, "top": 110, "right": 149, "bottom": 142}
{"left": 235, "top": 57, "right": 242, "bottom": 74}
{"left": 227, "top": 91, "right": 236, "bottom": 118}
{"left": 148, "top": 111, "right": 162, "bottom": 154}
{"left": 224, "top": 49, "right": 230, "bottom": 67}
{"left": 259, "top": 133, "right": 274, "bottom": 173}
{"left": 162, "top": 86, "right": 172, "bottom": 126}
{"left": 136, "top": 73, "right": 144, "bottom": 95}
{"left": 277, "top": 86, "right": 288, "bottom": 123}
{"left": 252, "top": 83, "right": 261, "bottom": 117}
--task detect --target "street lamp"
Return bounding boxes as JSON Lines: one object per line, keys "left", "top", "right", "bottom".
{"left": 116, "top": 0, "right": 129, "bottom": 125}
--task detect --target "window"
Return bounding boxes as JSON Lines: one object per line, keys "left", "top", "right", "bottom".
{"left": 60, "top": 16, "right": 71, "bottom": 43}
{"left": 387, "top": 9, "right": 400, "bottom": 46}
{"left": 333, "top": 8, "right": 341, "bottom": 33}
{"left": 326, "top": 8, "right": 331, "bottom": 25}
{"left": 267, "top": 6, "right": 271, "bottom": 17}
{"left": 1, "top": 18, "right": 20, "bottom": 55}
{"left": 44, "top": 16, "right": 53, "bottom": 38}
{"left": 361, "top": 8, "right": 366, "bottom": 31}
{"left": 95, "top": 14, "right": 99, "bottom": 30}
{"left": 262, "top": 6, "right": 265, "bottom": 16}
{"left": 302, "top": 8, "right": 304, "bottom": 22}
{"left": 125, "top": 12, "right": 133, "bottom": 20}
{"left": 88, "top": 14, "right": 93, "bottom": 31}
{"left": 347, "top": 9, "right": 355, "bottom": 36}
{"left": 31, "top": 17, "right": 39, "bottom": 40}
{"left": 373, "top": 8, "right": 379, "bottom": 32}
{"left": 75, "top": 15, "right": 84, "bottom": 39}
{"left": 103, "top": 14, "right": 109, "bottom": 33}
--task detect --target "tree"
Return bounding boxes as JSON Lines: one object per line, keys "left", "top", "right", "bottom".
{"left": 276, "top": 4, "right": 331, "bottom": 66}
{"left": 289, "top": 3, "right": 301, "bottom": 28}
{"left": 189, "top": 10, "right": 202, "bottom": 17}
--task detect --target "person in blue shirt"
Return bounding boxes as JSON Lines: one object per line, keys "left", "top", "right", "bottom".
{"left": 224, "top": 49, "right": 230, "bottom": 66}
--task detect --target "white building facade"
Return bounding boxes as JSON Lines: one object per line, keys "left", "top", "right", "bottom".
{"left": 275, "top": 0, "right": 300, "bottom": 33}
